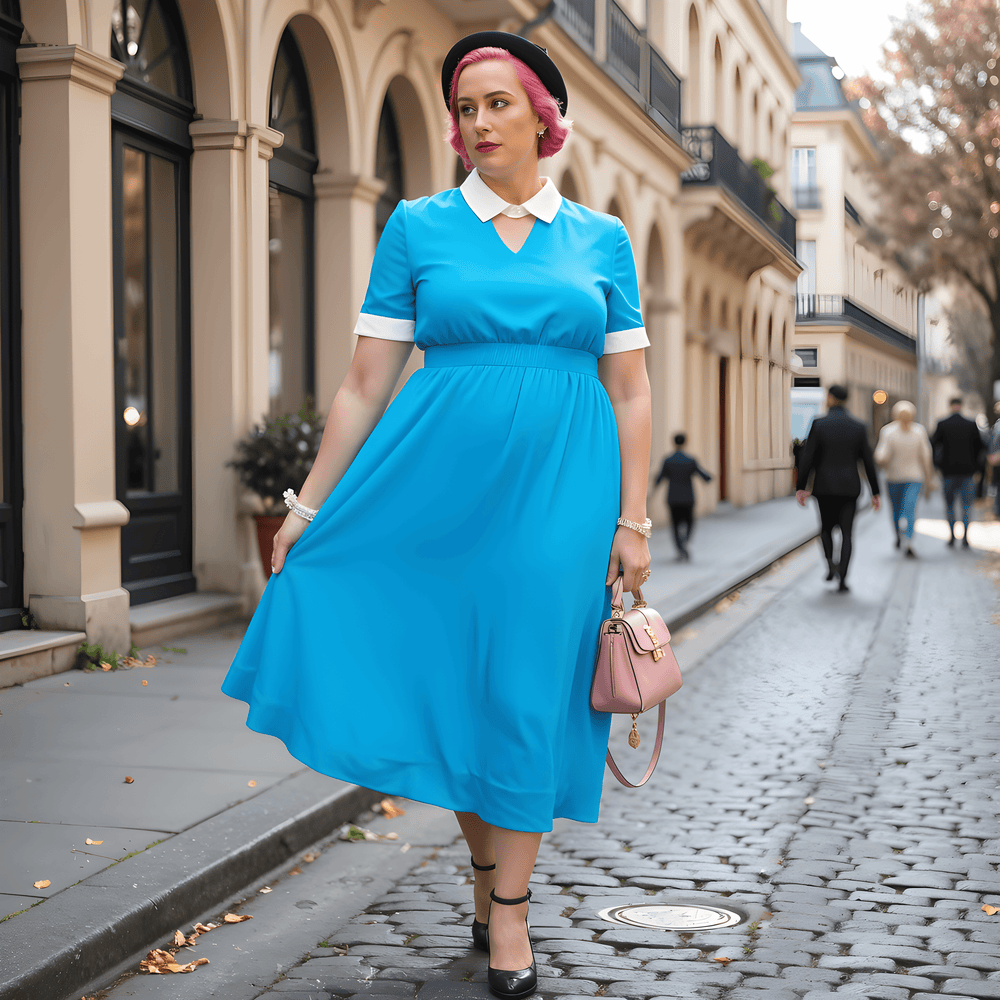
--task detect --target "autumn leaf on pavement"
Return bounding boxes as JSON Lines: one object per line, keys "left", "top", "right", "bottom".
{"left": 85, "top": 838, "right": 104, "bottom": 846}
{"left": 302, "top": 851, "right": 320, "bottom": 863}
{"left": 333, "top": 945, "right": 349, "bottom": 955}
{"left": 139, "top": 949, "right": 209, "bottom": 974}
{"left": 713, "top": 956, "right": 732, "bottom": 964}
{"left": 983, "top": 904, "right": 1000, "bottom": 915}
{"left": 173, "top": 930, "right": 186, "bottom": 947}
{"left": 247, "top": 780, "right": 257, "bottom": 787}
{"left": 223, "top": 913, "right": 253, "bottom": 923}
{"left": 100, "top": 662, "right": 113, "bottom": 672}
{"left": 124, "top": 776, "right": 134, "bottom": 783}
{"left": 33, "top": 880, "right": 50, "bottom": 889}
{"left": 380, "top": 798, "right": 407, "bottom": 818}
{"left": 288, "top": 866, "right": 302, "bottom": 876}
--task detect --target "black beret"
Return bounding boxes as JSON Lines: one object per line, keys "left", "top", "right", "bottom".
{"left": 441, "top": 30, "right": 568, "bottom": 114}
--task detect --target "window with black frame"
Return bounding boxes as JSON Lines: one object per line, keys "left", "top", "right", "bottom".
{"left": 268, "top": 28, "right": 317, "bottom": 420}
{"left": 376, "top": 95, "right": 404, "bottom": 238}
{"left": 0, "top": 0, "right": 22, "bottom": 631}
{"left": 110, "top": 0, "right": 196, "bottom": 605}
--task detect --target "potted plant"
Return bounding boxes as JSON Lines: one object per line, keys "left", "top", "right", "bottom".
{"left": 228, "top": 400, "right": 324, "bottom": 578}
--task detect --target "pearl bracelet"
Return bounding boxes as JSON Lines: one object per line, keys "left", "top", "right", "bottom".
{"left": 617, "top": 516, "right": 652, "bottom": 538}
{"left": 283, "top": 488, "right": 318, "bottom": 522}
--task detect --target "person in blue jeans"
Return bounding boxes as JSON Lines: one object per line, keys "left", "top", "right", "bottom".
{"left": 931, "top": 397, "right": 985, "bottom": 548}
{"left": 874, "top": 401, "right": 933, "bottom": 557}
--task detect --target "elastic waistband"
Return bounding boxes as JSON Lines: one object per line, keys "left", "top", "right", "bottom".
{"left": 423, "top": 343, "right": 598, "bottom": 377}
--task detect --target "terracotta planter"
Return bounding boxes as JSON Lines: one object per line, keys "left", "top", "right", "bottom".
{"left": 254, "top": 515, "right": 285, "bottom": 579}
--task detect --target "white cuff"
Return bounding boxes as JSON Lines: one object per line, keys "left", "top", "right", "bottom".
{"left": 354, "top": 313, "right": 415, "bottom": 342}
{"left": 604, "top": 327, "right": 650, "bottom": 354}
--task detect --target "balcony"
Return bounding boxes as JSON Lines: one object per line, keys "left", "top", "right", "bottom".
{"left": 793, "top": 185, "right": 821, "bottom": 210}
{"left": 553, "top": 0, "right": 682, "bottom": 137}
{"left": 795, "top": 294, "right": 916, "bottom": 355}
{"left": 681, "top": 126, "right": 797, "bottom": 254}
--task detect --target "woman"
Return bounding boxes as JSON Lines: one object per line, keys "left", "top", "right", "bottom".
{"left": 222, "top": 30, "right": 652, "bottom": 1000}
{"left": 874, "top": 400, "right": 933, "bottom": 557}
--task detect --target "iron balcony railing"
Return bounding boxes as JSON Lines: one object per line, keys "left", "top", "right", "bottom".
{"left": 552, "top": 0, "right": 682, "bottom": 136}
{"left": 680, "top": 126, "right": 797, "bottom": 252}
{"left": 793, "top": 185, "right": 821, "bottom": 210}
{"left": 844, "top": 196, "right": 862, "bottom": 225}
{"left": 795, "top": 294, "right": 916, "bottom": 355}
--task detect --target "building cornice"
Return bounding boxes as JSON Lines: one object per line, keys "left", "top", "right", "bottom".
{"left": 793, "top": 108, "right": 879, "bottom": 162}
{"left": 743, "top": 0, "right": 801, "bottom": 92}
{"left": 17, "top": 44, "right": 124, "bottom": 96}
{"left": 313, "top": 173, "right": 387, "bottom": 204}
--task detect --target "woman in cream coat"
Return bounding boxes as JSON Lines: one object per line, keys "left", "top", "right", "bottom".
{"left": 874, "top": 400, "right": 934, "bottom": 557}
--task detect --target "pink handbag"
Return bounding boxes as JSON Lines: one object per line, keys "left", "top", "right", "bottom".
{"left": 591, "top": 577, "right": 683, "bottom": 787}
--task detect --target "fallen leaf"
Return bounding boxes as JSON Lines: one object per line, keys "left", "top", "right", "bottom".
{"left": 173, "top": 930, "right": 186, "bottom": 947}
{"left": 713, "top": 956, "right": 732, "bottom": 964}
{"left": 100, "top": 662, "right": 113, "bottom": 672}
{"left": 124, "top": 776, "right": 134, "bottom": 784}
{"left": 192, "top": 922, "right": 219, "bottom": 935}
{"left": 139, "top": 948, "right": 210, "bottom": 974}
{"left": 33, "top": 879, "right": 51, "bottom": 889}
{"left": 145, "top": 655, "right": 157, "bottom": 666}
{"left": 400, "top": 843, "right": 411, "bottom": 853}
{"left": 288, "top": 866, "right": 302, "bottom": 876}
{"left": 85, "top": 838, "right": 104, "bottom": 846}
{"left": 223, "top": 913, "right": 252, "bottom": 923}
{"left": 385, "top": 832, "right": 399, "bottom": 840}
{"left": 983, "top": 904, "right": 1000, "bottom": 915}
{"left": 380, "top": 798, "right": 406, "bottom": 819}
{"left": 333, "top": 945, "right": 350, "bottom": 955}
{"left": 259, "top": 886, "right": 272, "bottom": 893}
{"left": 302, "top": 851, "right": 320, "bottom": 863}
{"left": 142, "top": 679, "right": 148, "bottom": 686}
{"left": 247, "top": 780, "right": 257, "bottom": 787}
{"left": 803, "top": 797, "right": 815, "bottom": 805}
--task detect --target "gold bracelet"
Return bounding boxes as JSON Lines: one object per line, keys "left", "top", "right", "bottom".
{"left": 617, "top": 516, "right": 652, "bottom": 538}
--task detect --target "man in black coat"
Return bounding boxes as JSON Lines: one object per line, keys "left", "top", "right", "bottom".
{"left": 931, "top": 397, "right": 985, "bottom": 548}
{"left": 795, "top": 384, "right": 881, "bottom": 592}
{"left": 655, "top": 433, "right": 713, "bottom": 561}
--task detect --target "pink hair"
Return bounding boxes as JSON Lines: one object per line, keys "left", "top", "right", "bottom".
{"left": 446, "top": 46, "right": 572, "bottom": 171}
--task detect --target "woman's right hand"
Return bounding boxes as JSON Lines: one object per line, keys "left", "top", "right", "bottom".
{"left": 270, "top": 512, "right": 311, "bottom": 574}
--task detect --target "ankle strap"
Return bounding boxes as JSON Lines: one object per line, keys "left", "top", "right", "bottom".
{"left": 470, "top": 856, "right": 496, "bottom": 872}
{"left": 490, "top": 889, "right": 532, "bottom": 906}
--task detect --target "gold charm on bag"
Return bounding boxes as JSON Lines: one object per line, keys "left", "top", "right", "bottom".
{"left": 628, "top": 714, "right": 641, "bottom": 749}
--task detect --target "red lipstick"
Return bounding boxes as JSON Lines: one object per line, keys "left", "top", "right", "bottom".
{"left": 476, "top": 141, "right": 500, "bottom": 151}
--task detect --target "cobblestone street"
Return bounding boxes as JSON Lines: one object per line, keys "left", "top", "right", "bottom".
{"left": 97, "top": 513, "right": 1000, "bottom": 1000}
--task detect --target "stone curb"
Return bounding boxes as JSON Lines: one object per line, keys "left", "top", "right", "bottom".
{"left": 659, "top": 522, "right": 822, "bottom": 630}
{"left": 0, "top": 770, "right": 380, "bottom": 1000}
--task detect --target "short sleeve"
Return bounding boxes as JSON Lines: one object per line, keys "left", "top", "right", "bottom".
{"left": 604, "top": 220, "right": 650, "bottom": 354}
{"left": 353, "top": 201, "right": 415, "bottom": 342}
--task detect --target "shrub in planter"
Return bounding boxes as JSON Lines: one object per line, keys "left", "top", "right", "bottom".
{"left": 228, "top": 401, "right": 324, "bottom": 577}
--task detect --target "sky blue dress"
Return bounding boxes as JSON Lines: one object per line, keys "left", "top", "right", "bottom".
{"left": 222, "top": 174, "right": 647, "bottom": 832}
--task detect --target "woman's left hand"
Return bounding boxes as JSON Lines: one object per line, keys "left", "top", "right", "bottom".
{"left": 606, "top": 526, "right": 651, "bottom": 593}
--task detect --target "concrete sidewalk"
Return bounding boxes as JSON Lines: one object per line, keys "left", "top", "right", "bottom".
{"left": 0, "top": 493, "right": 817, "bottom": 1000}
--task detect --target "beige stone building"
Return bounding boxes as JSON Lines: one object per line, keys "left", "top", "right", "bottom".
{"left": 0, "top": 0, "right": 803, "bottom": 682}
{"left": 790, "top": 24, "right": 919, "bottom": 445}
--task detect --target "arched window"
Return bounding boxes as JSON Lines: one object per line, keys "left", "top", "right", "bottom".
{"left": 110, "top": 0, "right": 195, "bottom": 604}
{"left": 686, "top": 6, "right": 700, "bottom": 122}
{"left": 268, "top": 26, "right": 318, "bottom": 420}
{"left": 376, "top": 95, "right": 404, "bottom": 237}
{"left": 713, "top": 39, "right": 724, "bottom": 130}
{"left": 0, "top": 0, "right": 22, "bottom": 629}
{"left": 559, "top": 170, "right": 580, "bottom": 204}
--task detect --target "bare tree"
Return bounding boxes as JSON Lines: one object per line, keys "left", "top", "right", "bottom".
{"left": 847, "top": 0, "right": 1000, "bottom": 403}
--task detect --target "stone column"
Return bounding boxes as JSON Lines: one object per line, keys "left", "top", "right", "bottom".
{"left": 18, "top": 45, "right": 130, "bottom": 650}
{"left": 313, "top": 173, "right": 385, "bottom": 411}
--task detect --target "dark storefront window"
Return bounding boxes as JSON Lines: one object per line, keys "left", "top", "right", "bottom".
{"left": 0, "top": 0, "right": 22, "bottom": 630}
{"left": 268, "top": 28, "right": 317, "bottom": 418}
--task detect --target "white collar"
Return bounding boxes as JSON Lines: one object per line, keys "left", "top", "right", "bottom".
{"left": 460, "top": 168, "right": 562, "bottom": 223}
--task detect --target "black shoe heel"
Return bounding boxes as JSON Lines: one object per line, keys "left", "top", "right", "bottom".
{"left": 470, "top": 856, "right": 495, "bottom": 953}
{"left": 487, "top": 889, "right": 536, "bottom": 999}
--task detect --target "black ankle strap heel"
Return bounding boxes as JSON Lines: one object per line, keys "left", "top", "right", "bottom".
{"left": 470, "top": 856, "right": 495, "bottom": 953}
{"left": 487, "top": 889, "right": 536, "bottom": 999}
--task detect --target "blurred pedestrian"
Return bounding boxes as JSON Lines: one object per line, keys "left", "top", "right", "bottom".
{"left": 930, "top": 396, "right": 985, "bottom": 548}
{"left": 874, "top": 400, "right": 934, "bottom": 558}
{"left": 655, "top": 432, "right": 712, "bottom": 561}
{"left": 989, "top": 401, "right": 1000, "bottom": 519}
{"left": 796, "top": 384, "right": 881, "bottom": 592}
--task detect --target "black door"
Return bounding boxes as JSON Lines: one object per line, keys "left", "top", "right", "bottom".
{"left": 111, "top": 129, "right": 193, "bottom": 604}
{"left": 0, "top": 1, "right": 22, "bottom": 631}
{"left": 109, "top": 0, "right": 194, "bottom": 605}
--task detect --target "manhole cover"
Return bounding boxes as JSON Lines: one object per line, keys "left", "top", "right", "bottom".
{"left": 598, "top": 903, "right": 743, "bottom": 930}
